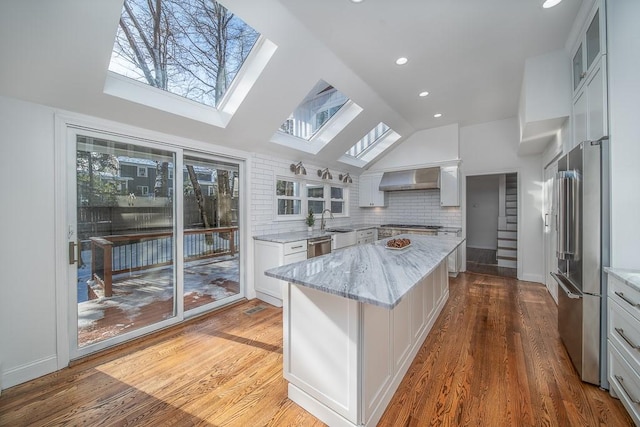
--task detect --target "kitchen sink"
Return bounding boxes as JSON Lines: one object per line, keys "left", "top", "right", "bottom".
{"left": 325, "top": 228, "right": 353, "bottom": 233}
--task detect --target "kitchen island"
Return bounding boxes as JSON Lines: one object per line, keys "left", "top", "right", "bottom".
{"left": 265, "top": 234, "right": 464, "bottom": 427}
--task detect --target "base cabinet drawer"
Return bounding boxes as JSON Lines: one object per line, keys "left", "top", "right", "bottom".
{"left": 609, "top": 343, "right": 640, "bottom": 426}
{"left": 609, "top": 298, "right": 640, "bottom": 374}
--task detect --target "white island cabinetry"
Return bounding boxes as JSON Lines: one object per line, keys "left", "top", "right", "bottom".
{"left": 254, "top": 239, "right": 306, "bottom": 307}
{"left": 267, "top": 235, "right": 462, "bottom": 427}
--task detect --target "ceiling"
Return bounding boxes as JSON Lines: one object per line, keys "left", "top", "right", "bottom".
{"left": 0, "top": 0, "right": 582, "bottom": 171}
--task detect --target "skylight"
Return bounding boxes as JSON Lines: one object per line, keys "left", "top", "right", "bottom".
{"left": 346, "top": 122, "right": 390, "bottom": 158}
{"left": 339, "top": 123, "right": 401, "bottom": 168}
{"left": 108, "top": 0, "right": 260, "bottom": 108}
{"left": 279, "top": 80, "right": 349, "bottom": 141}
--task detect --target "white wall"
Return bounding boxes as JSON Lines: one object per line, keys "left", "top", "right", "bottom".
{"left": 466, "top": 175, "right": 499, "bottom": 249}
{"left": 460, "top": 117, "right": 544, "bottom": 283}
{"left": 607, "top": 0, "right": 640, "bottom": 270}
{"left": 250, "top": 153, "right": 363, "bottom": 236}
{"left": 369, "top": 123, "right": 459, "bottom": 171}
{"left": 0, "top": 96, "right": 59, "bottom": 389}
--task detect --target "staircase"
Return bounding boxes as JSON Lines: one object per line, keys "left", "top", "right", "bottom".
{"left": 497, "top": 173, "right": 517, "bottom": 269}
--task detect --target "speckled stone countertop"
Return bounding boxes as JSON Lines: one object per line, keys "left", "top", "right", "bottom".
{"left": 265, "top": 234, "right": 464, "bottom": 309}
{"left": 253, "top": 224, "right": 380, "bottom": 243}
{"left": 605, "top": 268, "right": 640, "bottom": 292}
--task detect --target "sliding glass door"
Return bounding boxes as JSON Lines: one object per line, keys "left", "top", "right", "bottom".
{"left": 182, "top": 154, "right": 241, "bottom": 315}
{"left": 68, "top": 129, "right": 243, "bottom": 357}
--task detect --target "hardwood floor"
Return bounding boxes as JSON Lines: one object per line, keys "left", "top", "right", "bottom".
{"left": 466, "top": 247, "right": 517, "bottom": 278}
{"left": 0, "top": 273, "right": 632, "bottom": 426}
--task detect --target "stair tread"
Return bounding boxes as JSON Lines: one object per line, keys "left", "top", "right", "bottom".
{"left": 497, "top": 255, "right": 517, "bottom": 261}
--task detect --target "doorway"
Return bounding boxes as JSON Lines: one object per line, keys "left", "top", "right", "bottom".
{"left": 68, "top": 128, "right": 243, "bottom": 358}
{"left": 466, "top": 173, "right": 517, "bottom": 278}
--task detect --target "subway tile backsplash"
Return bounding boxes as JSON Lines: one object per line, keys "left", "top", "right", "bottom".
{"left": 250, "top": 153, "right": 462, "bottom": 236}
{"left": 360, "top": 190, "right": 462, "bottom": 228}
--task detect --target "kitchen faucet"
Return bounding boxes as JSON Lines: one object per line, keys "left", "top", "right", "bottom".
{"left": 320, "top": 209, "right": 334, "bottom": 231}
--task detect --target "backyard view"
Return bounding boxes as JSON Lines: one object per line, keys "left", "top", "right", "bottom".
{"left": 76, "top": 136, "right": 240, "bottom": 347}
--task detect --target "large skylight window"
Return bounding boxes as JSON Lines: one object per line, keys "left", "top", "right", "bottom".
{"left": 279, "top": 80, "right": 349, "bottom": 141}
{"left": 346, "top": 122, "right": 390, "bottom": 158}
{"left": 108, "top": 0, "right": 260, "bottom": 108}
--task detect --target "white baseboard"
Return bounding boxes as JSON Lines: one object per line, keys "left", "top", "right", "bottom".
{"left": 3, "top": 354, "right": 58, "bottom": 390}
{"left": 520, "top": 273, "right": 544, "bottom": 284}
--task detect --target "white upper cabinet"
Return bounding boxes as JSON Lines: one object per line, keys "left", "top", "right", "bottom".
{"left": 359, "top": 173, "right": 387, "bottom": 207}
{"left": 573, "top": 8, "right": 604, "bottom": 95}
{"left": 570, "top": 1, "right": 607, "bottom": 149}
{"left": 440, "top": 166, "right": 459, "bottom": 207}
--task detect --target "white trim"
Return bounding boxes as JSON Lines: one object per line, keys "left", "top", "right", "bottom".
{"left": 53, "top": 110, "right": 252, "bottom": 365}
{"left": 2, "top": 355, "right": 58, "bottom": 390}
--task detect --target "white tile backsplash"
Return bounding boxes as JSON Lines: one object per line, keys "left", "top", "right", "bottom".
{"left": 360, "top": 189, "right": 462, "bottom": 227}
{"left": 250, "top": 154, "right": 461, "bottom": 236}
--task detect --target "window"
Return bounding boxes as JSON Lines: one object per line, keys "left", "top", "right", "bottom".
{"left": 306, "top": 183, "right": 325, "bottom": 215}
{"left": 339, "top": 124, "right": 401, "bottom": 168}
{"left": 330, "top": 186, "right": 346, "bottom": 214}
{"left": 279, "top": 80, "right": 349, "bottom": 141}
{"left": 346, "top": 123, "right": 390, "bottom": 158}
{"left": 109, "top": 0, "right": 260, "bottom": 108}
{"left": 276, "top": 177, "right": 348, "bottom": 219}
{"left": 276, "top": 179, "right": 302, "bottom": 216}
{"left": 137, "top": 166, "right": 147, "bottom": 177}
{"left": 137, "top": 185, "right": 149, "bottom": 195}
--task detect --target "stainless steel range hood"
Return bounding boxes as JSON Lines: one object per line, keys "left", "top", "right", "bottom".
{"left": 378, "top": 167, "right": 440, "bottom": 191}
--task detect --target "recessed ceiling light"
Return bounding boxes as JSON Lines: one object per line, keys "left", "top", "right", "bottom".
{"left": 351, "top": 0, "right": 364, "bottom": 3}
{"left": 419, "top": 91, "right": 429, "bottom": 97}
{"left": 542, "top": 0, "right": 562, "bottom": 8}
{"left": 395, "top": 57, "right": 408, "bottom": 66}
{"left": 434, "top": 113, "right": 442, "bottom": 118}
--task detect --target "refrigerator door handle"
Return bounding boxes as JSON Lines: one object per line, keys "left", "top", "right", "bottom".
{"left": 551, "top": 272, "right": 583, "bottom": 299}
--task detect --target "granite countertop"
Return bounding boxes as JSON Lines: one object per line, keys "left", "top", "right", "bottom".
{"left": 265, "top": 234, "right": 464, "bottom": 309}
{"left": 253, "top": 223, "right": 380, "bottom": 243}
{"left": 605, "top": 267, "right": 640, "bottom": 292}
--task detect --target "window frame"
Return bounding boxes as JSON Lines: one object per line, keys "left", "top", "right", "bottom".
{"left": 275, "top": 176, "right": 349, "bottom": 220}
{"left": 137, "top": 166, "right": 148, "bottom": 177}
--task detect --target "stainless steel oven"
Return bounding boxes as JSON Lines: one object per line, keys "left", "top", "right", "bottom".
{"left": 307, "top": 236, "right": 332, "bottom": 258}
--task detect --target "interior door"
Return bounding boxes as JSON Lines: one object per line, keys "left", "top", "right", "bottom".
{"left": 68, "top": 129, "right": 181, "bottom": 357}
{"left": 544, "top": 161, "right": 559, "bottom": 303}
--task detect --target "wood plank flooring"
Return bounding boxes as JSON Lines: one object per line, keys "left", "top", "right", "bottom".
{"left": 0, "top": 273, "right": 633, "bottom": 426}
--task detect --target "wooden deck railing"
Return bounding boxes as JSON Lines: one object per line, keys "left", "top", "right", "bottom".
{"left": 90, "top": 227, "right": 238, "bottom": 298}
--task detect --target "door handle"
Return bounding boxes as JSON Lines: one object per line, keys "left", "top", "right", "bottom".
{"left": 544, "top": 213, "right": 549, "bottom": 227}
{"left": 550, "top": 272, "right": 582, "bottom": 299}
{"left": 68, "top": 241, "right": 78, "bottom": 265}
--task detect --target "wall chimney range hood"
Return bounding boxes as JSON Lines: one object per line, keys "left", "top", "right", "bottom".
{"left": 378, "top": 167, "right": 440, "bottom": 191}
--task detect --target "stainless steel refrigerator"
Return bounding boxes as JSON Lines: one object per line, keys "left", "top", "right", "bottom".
{"left": 551, "top": 137, "right": 610, "bottom": 386}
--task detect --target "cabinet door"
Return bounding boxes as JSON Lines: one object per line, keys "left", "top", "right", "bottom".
{"left": 440, "top": 166, "right": 459, "bottom": 207}
{"left": 572, "top": 42, "right": 585, "bottom": 92}
{"left": 572, "top": 89, "right": 587, "bottom": 149}
{"left": 586, "top": 61, "right": 606, "bottom": 141}
{"left": 359, "top": 174, "right": 386, "bottom": 207}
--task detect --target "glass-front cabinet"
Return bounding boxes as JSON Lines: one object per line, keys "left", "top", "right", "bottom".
{"left": 572, "top": 6, "right": 604, "bottom": 94}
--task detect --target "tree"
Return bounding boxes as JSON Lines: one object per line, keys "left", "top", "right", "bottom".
{"left": 76, "top": 150, "right": 119, "bottom": 206}
{"left": 111, "top": 0, "right": 259, "bottom": 107}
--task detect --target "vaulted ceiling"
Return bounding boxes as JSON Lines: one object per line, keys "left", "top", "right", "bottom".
{"left": 0, "top": 0, "right": 582, "bottom": 170}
